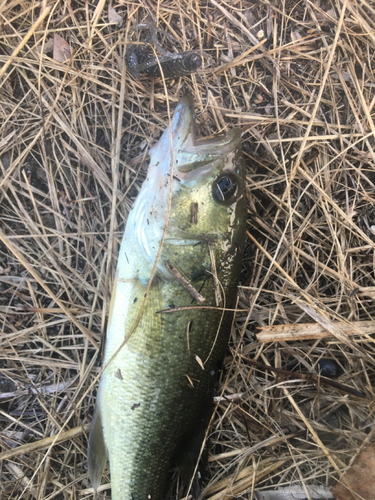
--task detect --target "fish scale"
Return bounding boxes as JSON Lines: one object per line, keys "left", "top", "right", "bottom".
{"left": 88, "top": 95, "right": 247, "bottom": 500}
{"left": 103, "top": 284, "right": 227, "bottom": 499}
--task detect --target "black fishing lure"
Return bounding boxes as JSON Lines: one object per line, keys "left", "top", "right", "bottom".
{"left": 126, "top": 45, "right": 202, "bottom": 79}
{"left": 125, "top": 23, "right": 202, "bottom": 79}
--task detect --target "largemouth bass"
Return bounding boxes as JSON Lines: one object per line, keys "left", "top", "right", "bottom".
{"left": 88, "top": 95, "right": 246, "bottom": 500}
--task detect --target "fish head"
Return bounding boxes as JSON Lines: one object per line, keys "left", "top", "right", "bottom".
{"left": 126, "top": 95, "right": 246, "bottom": 282}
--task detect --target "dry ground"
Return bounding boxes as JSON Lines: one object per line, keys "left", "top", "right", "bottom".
{"left": 1, "top": 0, "right": 375, "bottom": 499}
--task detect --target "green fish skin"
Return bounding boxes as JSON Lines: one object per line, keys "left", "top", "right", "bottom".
{"left": 88, "top": 95, "right": 247, "bottom": 500}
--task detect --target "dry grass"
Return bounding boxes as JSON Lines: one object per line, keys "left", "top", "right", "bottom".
{"left": 1, "top": 0, "right": 375, "bottom": 499}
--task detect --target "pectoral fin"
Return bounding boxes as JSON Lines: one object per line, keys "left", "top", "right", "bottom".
{"left": 88, "top": 395, "right": 107, "bottom": 491}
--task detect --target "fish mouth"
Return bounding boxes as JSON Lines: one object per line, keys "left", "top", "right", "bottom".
{"left": 150, "top": 95, "right": 241, "bottom": 179}
{"left": 175, "top": 128, "right": 240, "bottom": 177}
{"left": 173, "top": 96, "right": 241, "bottom": 176}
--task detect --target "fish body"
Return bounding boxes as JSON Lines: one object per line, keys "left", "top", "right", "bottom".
{"left": 88, "top": 96, "right": 246, "bottom": 500}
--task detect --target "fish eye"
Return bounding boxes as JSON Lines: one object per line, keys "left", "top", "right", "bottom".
{"left": 212, "top": 173, "right": 239, "bottom": 205}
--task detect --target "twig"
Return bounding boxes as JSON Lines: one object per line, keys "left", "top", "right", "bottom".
{"left": 0, "top": 424, "right": 91, "bottom": 461}
{"left": 256, "top": 320, "right": 375, "bottom": 343}
{"left": 165, "top": 260, "right": 205, "bottom": 303}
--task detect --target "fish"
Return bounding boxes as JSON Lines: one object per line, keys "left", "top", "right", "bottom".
{"left": 87, "top": 95, "right": 247, "bottom": 500}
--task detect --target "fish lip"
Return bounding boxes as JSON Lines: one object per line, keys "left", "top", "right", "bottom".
{"left": 149, "top": 94, "right": 195, "bottom": 161}
{"left": 171, "top": 94, "right": 195, "bottom": 142}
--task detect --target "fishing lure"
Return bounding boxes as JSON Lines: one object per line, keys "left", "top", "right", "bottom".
{"left": 126, "top": 45, "right": 202, "bottom": 79}
{"left": 125, "top": 23, "right": 202, "bottom": 79}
